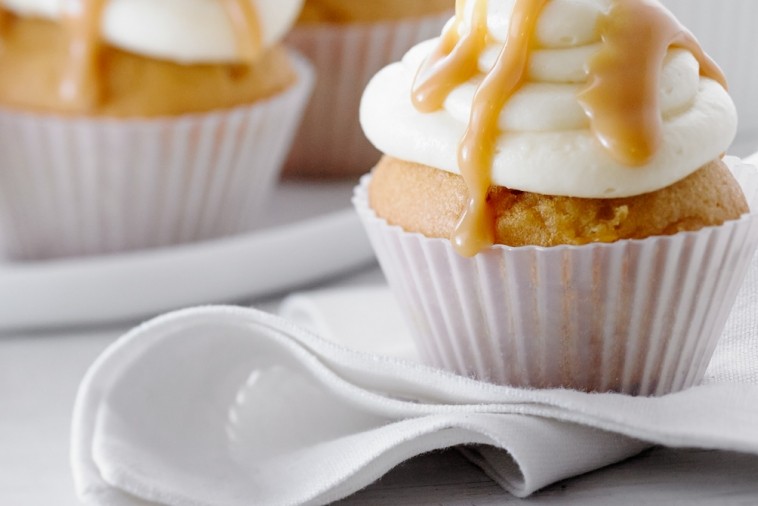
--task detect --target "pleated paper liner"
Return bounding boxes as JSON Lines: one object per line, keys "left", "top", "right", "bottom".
{"left": 0, "top": 52, "right": 314, "bottom": 261}
{"left": 354, "top": 159, "right": 758, "bottom": 396}
{"left": 284, "top": 11, "right": 452, "bottom": 178}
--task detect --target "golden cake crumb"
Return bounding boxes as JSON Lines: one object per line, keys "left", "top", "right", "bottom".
{"left": 369, "top": 156, "right": 749, "bottom": 247}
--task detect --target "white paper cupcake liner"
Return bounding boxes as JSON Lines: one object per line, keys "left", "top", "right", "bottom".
{"left": 0, "top": 52, "right": 314, "bottom": 261}
{"left": 284, "top": 11, "right": 452, "bottom": 177}
{"left": 353, "top": 159, "right": 758, "bottom": 396}
{"left": 660, "top": 0, "right": 758, "bottom": 139}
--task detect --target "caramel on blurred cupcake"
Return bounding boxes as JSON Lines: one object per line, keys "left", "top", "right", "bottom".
{"left": 297, "top": 0, "right": 453, "bottom": 23}
{"left": 284, "top": 0, "right": 453, "bottom": 178}
{"left": 0, "top": 0, "right": 312, "bottom": 260}
{"left": 356, "top": 0, "right": 758, "bottom": 395}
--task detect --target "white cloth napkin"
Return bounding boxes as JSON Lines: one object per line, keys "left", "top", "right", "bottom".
{"left": 72, "top": 251, "right": 758, "bottom": 506}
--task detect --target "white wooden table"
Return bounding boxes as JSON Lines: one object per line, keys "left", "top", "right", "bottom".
{"left": 343, "top": 448, "right": 758, "bottom": 504}
{"left": 2, "top": 266, "right": 758, "bottom": 505}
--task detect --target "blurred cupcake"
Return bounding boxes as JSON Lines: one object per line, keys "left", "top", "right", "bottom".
{"left": 355, "top": 0, "right": 758, "bottom": 395}
{"left": 0, "top": 0, "right": 312, "bottom": 260}
{"left": 284, "top": 0, "right": 453, "bottom": 178}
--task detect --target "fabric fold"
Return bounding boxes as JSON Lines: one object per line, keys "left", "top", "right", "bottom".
{"left": 72, "top": 250, "right": 758, "bottom": 506}
{"left": 72, "top": 307, "right": 650, "bottom": 506}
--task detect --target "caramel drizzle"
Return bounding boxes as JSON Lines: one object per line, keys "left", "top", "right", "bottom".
{"left": 0, "top": 7, "right": 8, "bottom": 37}
{"left": 578, "top": 0, "right": 726, "bottom": 166}
{"left": 413, "top": 0, "right": 548, "bottom": 257}
{"left": 412, "top": 0, "right": 727, "bottom": 257}
{"left": 412, "top": 0, "right": 489, "bottom": 113}
{"left": 220, "top": 0, "right": 264, "bottom": 64}
{"left": 57, "top": 0, "right": 262, "bottom": 110}
{"left": 60, "top": 0, "right": 108, "bottom": 110}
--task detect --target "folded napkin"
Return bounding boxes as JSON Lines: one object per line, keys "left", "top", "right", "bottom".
{"left": 72, "top": 251, "right": 758, "bottom": 506}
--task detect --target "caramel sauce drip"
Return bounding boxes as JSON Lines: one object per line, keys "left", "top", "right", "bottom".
{"left": 56, "top": 0, "right": 262, "bottom": 111}
{"left": 578, "top": 0, "right": 727, "bottom": 166}
{"left": 412, "top": 0, "right": 726, "bottom": 257}
{"left": 220, "top": 0, "right": 264, "bottom": 64}
{"left": 0, "top": 8, "right": 8, "bottom": 37}
{"left": 60, "top": 0, "right": 108, "bottom": 110}
{"left": 413, "top": 0, "right": 548, "bottom": 257}
{"left": 456, "top": 0, "right": 547, "bottom": 256}
{"left": 412, "top": 0, "right": 489, "bottom": 113}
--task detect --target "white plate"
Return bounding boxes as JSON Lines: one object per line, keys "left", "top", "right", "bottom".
{"left": 0, "top": 181, "right": 375, "bottom": 332}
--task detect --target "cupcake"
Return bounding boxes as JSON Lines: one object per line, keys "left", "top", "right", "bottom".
{"left": 0, "top": 0, "right": 312, "bottom": 260}
{"left": 355, "top": 0, "right": 758, "bottom": 395}
{"left": 283, "top": 0, "right": 453, "bottom": 178}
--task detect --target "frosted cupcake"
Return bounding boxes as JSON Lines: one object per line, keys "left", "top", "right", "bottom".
{"left": 284, "top": 0, "right": 453, "bottom": 178}
{"left": 0, "top": 0, "right": 312, "bottom": 260}
{"left": 355, "top": 0, "right": 758, "bottom": 395}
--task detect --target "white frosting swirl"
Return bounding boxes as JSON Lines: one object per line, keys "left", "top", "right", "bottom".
{"left": 360, "top": 0, "right": 738, "bottom": 198}
{"left": 1, "top": 0, "right": 303, "bottom": 64}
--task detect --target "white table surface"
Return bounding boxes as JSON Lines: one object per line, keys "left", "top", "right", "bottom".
{"left": 2, "top": 265, "right": 758, "bottom": 506}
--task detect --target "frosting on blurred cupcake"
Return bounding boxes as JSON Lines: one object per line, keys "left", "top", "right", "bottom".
{"left": 2, "top": 0, "right": 302, "bottom": 62}
{"left": 0, "top": 0, "right": 305, "bottom": 115}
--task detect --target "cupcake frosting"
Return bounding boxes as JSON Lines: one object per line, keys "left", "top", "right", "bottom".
{"left": 0, "top": 0, "right": 304, "bottom": 64}
{"left": 360, "top": 0, "right": 737, "bottom": 200}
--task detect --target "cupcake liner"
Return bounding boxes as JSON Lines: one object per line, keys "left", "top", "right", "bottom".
{"left": 353, "top": 159, "right": 758, "bottom": 396}
{"left": 0, "top": 52, "right": 314, "bottom": 261}
{"left": 284, "top": 11, "right": 452, "bottom": 178}
{"left": 660, "top": 0, "right": 758, "bottom": 138}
